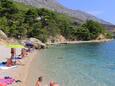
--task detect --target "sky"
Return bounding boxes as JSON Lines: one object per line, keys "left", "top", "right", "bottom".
{"left": 58, "top": 0, "right": 115, "bottom": 24}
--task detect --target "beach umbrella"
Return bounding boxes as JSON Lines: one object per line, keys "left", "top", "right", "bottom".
{"left": 6, "top": 44, "right": 25, "bottom": 60}
{"left": 7, "top": 44, "right": 25, "bottom": 48}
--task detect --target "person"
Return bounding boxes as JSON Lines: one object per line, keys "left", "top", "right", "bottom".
{"left": 6, "top": 48, "right": 25, "bottom": 67}
{"left": 50, "top": 81, "right": 54, "bottom": 86}
{"left": 35, "top": 77, "right": 43, "bottom": 86}
{"left": 53, "top": 83, "right": 59, "bottom": 86}
{"left": 6, "top": 57, "right": 24, "bottom": 67}
{"left": 25, "top": 42, "right": 34, "bottom": 52}
{"left": 6, "top": 58, "right": 14, "bottom": 67}
{"left": 50, "top": 81, "right": 59, "bottom": 86}
{"left": 20, "top": 48, "right": 28, "bottom": 58}
{"left": 10, "top": 48, "right": 16, "bottom": 59}
{"left": 6, "top": 48, "right": 16, "bottom": 67}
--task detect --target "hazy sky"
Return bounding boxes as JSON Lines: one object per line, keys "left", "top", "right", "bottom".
{"left": 58, "top": 0, "right": 115, "bottom": 24}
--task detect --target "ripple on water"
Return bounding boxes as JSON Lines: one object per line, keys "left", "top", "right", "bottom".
{"left": 28, "top": 40, "right": 115, "bottom": 86}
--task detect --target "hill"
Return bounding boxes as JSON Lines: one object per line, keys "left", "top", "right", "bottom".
{"left": 12, "top": 0, "right": 112, "bottom": 25}
{"left": 0, "top": 0, "right": 112, "bottom": 43}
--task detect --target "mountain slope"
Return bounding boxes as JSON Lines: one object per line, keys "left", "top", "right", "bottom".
{"left": 13, "top": 0, "right": 111, "bottom": 25}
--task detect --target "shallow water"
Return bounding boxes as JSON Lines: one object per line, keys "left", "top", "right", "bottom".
{"left": 27, "top": 40, "right": 115, "bottom": 86}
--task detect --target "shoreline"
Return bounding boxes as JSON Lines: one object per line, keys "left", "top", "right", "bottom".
{"left": 24, "top": 50, "right": 42, "bottom": 86}
{"left": 47, "top": 39, "right": 113, "bottom": 45}
{"left": 19, "top": 50, "right": 39, "bottom": 86}
{"left": 19, "top": 50, "right": 37, "bottom": 86}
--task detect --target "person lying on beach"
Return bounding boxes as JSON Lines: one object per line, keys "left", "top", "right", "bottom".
{"left": 6, "top": 58, "right": 15, "bottom": 67}
{"left": 6, "top": 58, "right": 24, "bottom": 67}
{"left": 35, "top": 76, "right": 43, "bottom": 86}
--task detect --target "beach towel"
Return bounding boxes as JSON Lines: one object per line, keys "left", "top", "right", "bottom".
{"left": 0, "top": 82, "right": 7, "bottom": 86}
{"left": 0, "top": 63, "right": 16, "bottom": 70}
{"left": 0, "top": 77, "right": 16, "bottom": 86}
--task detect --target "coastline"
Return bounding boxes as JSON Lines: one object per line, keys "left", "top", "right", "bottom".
{"left": 47, "top": 39, "right": 113, "bottom": 45}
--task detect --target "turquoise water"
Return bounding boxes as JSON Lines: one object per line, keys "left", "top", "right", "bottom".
{"left": 28, "top": 40, "right": 115, "bottom": 86}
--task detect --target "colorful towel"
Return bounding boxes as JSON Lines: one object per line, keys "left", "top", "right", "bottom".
{"left": 0, "top": 82, "right": 7, "bottom": 86}
{"left": 0, "top": 77, "right": 15, "bottom": 85}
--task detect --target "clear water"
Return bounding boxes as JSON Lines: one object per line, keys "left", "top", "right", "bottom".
{"left": 27, "top": 40, "right": 115, "bottom": 86}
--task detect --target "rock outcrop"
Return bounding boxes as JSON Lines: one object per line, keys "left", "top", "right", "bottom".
{"left": 21, "top": 38, "right": 46, "bottom": 49}
{"left": 47, "top": 35, "right": 67, "bottom": 44}
{"left": 0, "top": 30, "right": 7, "bottom": 39}
{"left": 96, "top": 34, "right": 106, "bottom": 40}
{"left": 29, "top": 38, "right": 46, "bottom": 49}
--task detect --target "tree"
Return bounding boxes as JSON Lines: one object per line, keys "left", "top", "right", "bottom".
{"left": 82, "top": 20, "right": 106, "bottom": 39}
{"left": 24, "top": 9, "right": 37, "bottom": 24}
{"left": 0, "top": 17, "right": 9, "bottom": 34}
{"left": 0, "top": 0, "right": 18, "bottom": 17}
{"left": 76, "top": 27, "right": 90, "bottom": 40}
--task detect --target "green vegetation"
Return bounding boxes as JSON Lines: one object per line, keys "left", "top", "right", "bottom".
{"left": 0, "top": 0, "right": 112, "bottom": 42}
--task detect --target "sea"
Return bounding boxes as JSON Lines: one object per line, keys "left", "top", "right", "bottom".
{"left": 27, "top": 40, "right": 115, "bottom": 86}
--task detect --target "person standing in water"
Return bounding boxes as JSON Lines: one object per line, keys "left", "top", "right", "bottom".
{"left": 35, "top": 77, "right": 43, "bottom": 86}
{"left": 50, "top": 81, "right": 59, "bottom": 86}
